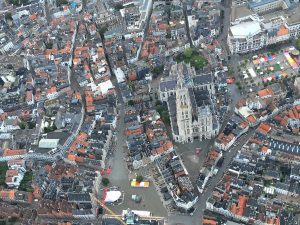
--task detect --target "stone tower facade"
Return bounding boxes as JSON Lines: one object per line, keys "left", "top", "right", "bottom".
{"left": 160, "top": 62, "right": 219, "bottom": 143}
{"left": 176, "top": 72, "right": 193, "bottom": 142}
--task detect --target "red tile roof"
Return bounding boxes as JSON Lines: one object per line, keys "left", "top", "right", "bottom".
{"left": 3, "top": 149, "right": 27, "bottom": 157}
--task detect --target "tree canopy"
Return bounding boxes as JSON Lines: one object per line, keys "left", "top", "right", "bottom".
{"left": 183, "top": 48, "right": 193, "bottom": 58}
{"left": 296, "top": 38, "right": 300, "bottom": 50}
{"left": 176, "top": 48, "right": 207, "bottom": 70}
{"left": 102, "top": 177, "right": 110, "bottom": 186}
{"left": 136, "top": 175, "right": 143, "bottom": 183}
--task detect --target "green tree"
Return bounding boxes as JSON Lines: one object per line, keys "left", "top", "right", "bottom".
{"left": 0, "top": 163, "right": 8, "bottom": 187}
{"left": 183, "top": 48, "right": 193, "bottom": 58}
{"left": 114, "top": 3, "right": 124, "bottom": 10}
{"left": 155, "top": 100, "right": 162, "bottom": 106}
{"left": 128, "top": 80, "right": 135, "bottom": 91}
{"left": 45, "top": 42, "right": 53, "bottom": 49}
{"left": 136, "top": 175, "right": 143, "bottom": 183}
{"left": 128, "top": 100, "right": 135, "bottom": 106}
{"left": 44, "top": 124, "right": 57, "bottom": 133}
{"left": 161, "top": 111, "right": 170, "bottom": 124}
{"left": 56, "top": 0, "right": 68, "bottom": 6}
{"left": 99, "top": 26, "right": 108, "bottom": 39}
{"left": 5, "top": 12, "right": 12, "bottom": 21}
{"left": 8, "top": 217, "right": 18, "bottom": 223}
{"left": 296, "top": 38, "right": 300, "bottom": 50}
{"left": 28, "top": 122, "right": 36, "bottom": 129}
{"left": 19, "top": 171, "right": 33, "bottom": 192}
{"left": 152, "top": 65, "right": 164, "bottom": 77}
{"left": 19, "top": 122, "right": 27, "bottom": 130}
{"left": 190, "top": 55, "right": 207, "bottom": 70}
{"left": 102, "top": 177, "right": 110, "bottom": 186}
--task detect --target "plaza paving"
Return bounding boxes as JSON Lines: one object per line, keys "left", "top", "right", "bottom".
{"left": 174, "top": 139, "right": 212, "bottom": 184}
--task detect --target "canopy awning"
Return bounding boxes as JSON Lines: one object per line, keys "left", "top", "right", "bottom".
{"left": 104, "top": 191, "right": 122, "bottom": 203}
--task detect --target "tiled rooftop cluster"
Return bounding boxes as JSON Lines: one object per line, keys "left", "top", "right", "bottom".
{"left": 144, "top": 115, "right": 173, "bottom": 156}
{"left": 0, "top": 0, "right": 123, "bottom": 221}
{"left": 274, "top": 104, "right": 300, "bottom": 134}
{"left": 204, "top": 87, "right": 300, "bottom": 223}
{"left": 73, "top": 21, "right": 113, "bottom": 90}
{"left": 187, "top": 0, "right": 221, "bottom": 46}
{"left": 67, "top": 122, "right": 114, "bottom": 169}
{"left": 0, "top": 162, "right": 99, "bottom": 221}
{"left": 234, "top": 87, "right": 282, "bottom": 126}
{"left": 140, "top": 0, "right": 190, "bottom": 65}
{"left": 0, "top": 202, "right": 36, "bottom": 224}
{"left": 103, "top": 0, "right": 152, "bottom": 70}
{"left": 215, "top": 115, "right": 249, "bottom": 151}
{"left": 33, "top": 163, "right": 98, "bottom": 219}
{"left": 1, "top": 2, "right": 46, "bottom": 55}
{"left": 206, "top": 124, "right": 300, "bottom": 224}
{"left": 197, "top": 149, "right": 223, "bottom": 193}
{"left": 123, "top": 106, "right": 174, "bottom": 170}
{"left": 155, "top": 150, "right": 198, "bottom": 211}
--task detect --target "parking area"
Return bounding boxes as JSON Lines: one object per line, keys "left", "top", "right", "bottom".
{"left": 237, "top": 46, "right": 300, "bottom": 93}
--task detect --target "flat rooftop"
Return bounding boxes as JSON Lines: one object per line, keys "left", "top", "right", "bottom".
{"left": 230, "top": 20, "right": 262, "bottom": 38}
{"left": 231, "top": 5, "right": 254, "bottom": 22}
{"left": 258, "top": 3, "right": 300, "bottom": 24}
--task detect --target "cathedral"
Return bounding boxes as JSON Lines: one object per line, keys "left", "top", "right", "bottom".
{"left": 159, "top": 62, "right": 219, "bottom": 143}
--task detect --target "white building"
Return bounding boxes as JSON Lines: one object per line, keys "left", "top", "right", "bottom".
{"left": 228, "top": 4, "right": 300, "bottom": 54}
{"left": 228, "top": 17, "right": 267, "bottom": 54}
{"left": 5, "top": 160, "right": 26, "bottom": 188}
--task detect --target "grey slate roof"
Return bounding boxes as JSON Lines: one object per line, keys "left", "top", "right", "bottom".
{"left": 269, "top": 139, "right": 300, "bottom": 155}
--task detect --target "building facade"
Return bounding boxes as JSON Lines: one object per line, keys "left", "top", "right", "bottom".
{"left": 249, "top": 0, "right": 289, "bottom": 14}
{"left": 159, "top": 63, "right": 219, "bottom": 143}
{"left": 228, "top": 4, "right": 300, "bottom": 54}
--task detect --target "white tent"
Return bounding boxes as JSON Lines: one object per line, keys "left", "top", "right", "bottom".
{"left": 99, "top": 80, "right": 114, "bottom": 95}
{"left": 104, "top": 191, "right": 122, "bottom": 203}
{"left": 114, "top": 68, "right": 126, "bottom": 84}
{"left": 248, "top": 68, "right": 257, "bottom": 78}
{"left": 39, "top": 139, "right": 59, "bottom": 149}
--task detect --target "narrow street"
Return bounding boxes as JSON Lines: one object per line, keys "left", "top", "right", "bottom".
{"left": 183, "top": 2, "right": 194, "bottom": 48}
{"left": 44, "top": 0, "right": 51, "bottom": 25}
{"left": 217, "top": 0, "right": 233, "bottom": 58}
{"left": 137, "top": 1, "right": 153, "bottom": 59}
